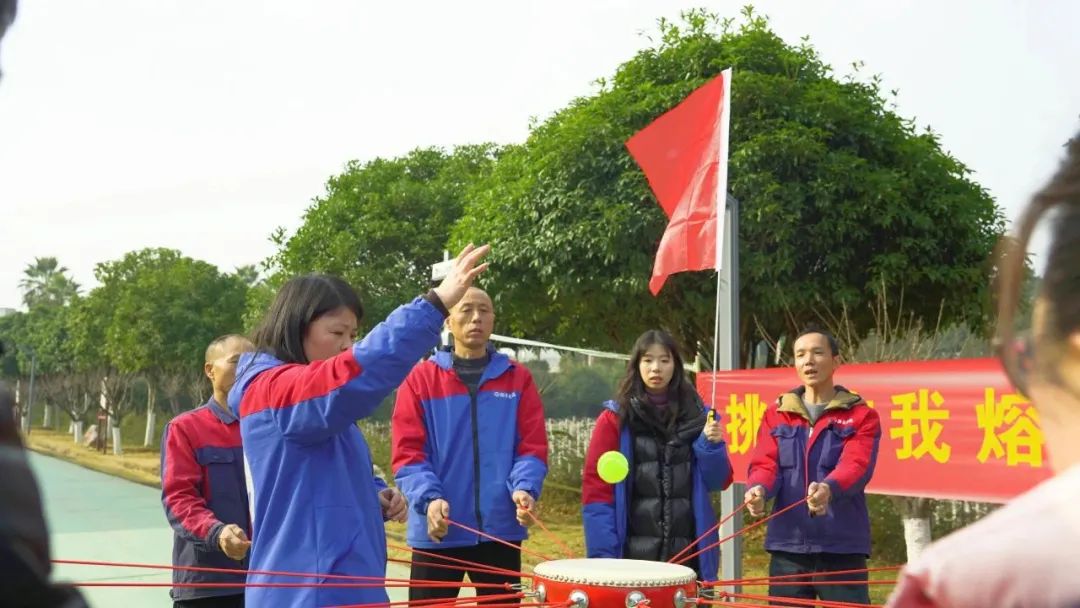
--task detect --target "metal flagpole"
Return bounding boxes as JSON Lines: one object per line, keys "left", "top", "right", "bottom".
{"left": 708, "top": 68, "right": 743, "bottom": 598}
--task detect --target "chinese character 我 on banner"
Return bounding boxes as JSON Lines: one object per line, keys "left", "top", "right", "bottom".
{"left": 890, "top": 389, "right": 951, "bottom": 463}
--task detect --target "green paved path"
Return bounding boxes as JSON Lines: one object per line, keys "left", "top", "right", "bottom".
{"left": 29, "top": 452, "right": 418, "bottom": 607}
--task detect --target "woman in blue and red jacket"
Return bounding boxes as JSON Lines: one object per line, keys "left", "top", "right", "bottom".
{"left": 228, "top": 245, "right": 489, "bottom": 608}
{"left": 582, "top": 329, "right": 733, "bottom": 581}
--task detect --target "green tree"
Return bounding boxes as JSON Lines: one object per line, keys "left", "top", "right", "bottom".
{"left": 15, "top": 304, "right": 73, "bottom": 376}
{"left": 233, "top": 264, "right": 261, "bottom": 288}
{"left": 6, "top": 255, "right": 78, "bottom": 423}
{"left": 242, "top": 276, "right": 281, "bottom": 333}
{"left": 451, "top": 9, "right": 1004, "bottom": 357}
{"left": 18, "top": 257, "right": 81, "bottom": 309}
{"left": 1, "top": 302, "right": 97, "bottom": 432}
{"left": 76, "top": 249, "right": 248, "bottom": 447}
{"left": 96, "top": 249, "right": 246, "bottom": 378}
{"left": 264, "top": 145, "right": 500, "bottom": 326}
{"left": 0, "top": 312, "right": 25, "bottom": 378}
{"left": 528, "top": 356, "right": 624, "bottom": 419}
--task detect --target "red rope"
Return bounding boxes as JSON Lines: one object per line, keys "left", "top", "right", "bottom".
{"left": 70, "top": 582, "right": 492, "bottom": 589}
{"left": 709, "top": 564, "right": 903, "bottom": 585}
{"left": 464, "top": 600, "right": 565, "bottom": 604}
{"left": 55, "top": 558, "right": 510, "bottom": 589}
{"left": 389, "top": 544, "right": 531, "bottom": 578}
{"left": 454, "top": 603, "right": 569, "bottom": 608}
{"left": 457, "top": 600, "right": 565, "bottom": 604}
{"left": 523, "top": 509, "right": 575, "bottom": 559}
{"left": 741, "top": 579, "right": 896, "bottom": 587}
{"left": 401, "top": 593, "right": 523, "bottom": 607}
{"left": 696, "top": 600, "right": 777, "bottom": 608}
{"left": 55, "top": 558, "right": 383, "bottom": 582}
{"left": 445, "top": 519, "right": 554, "bottom": 562}
{"left": 715, "top": 590, "right": 883, "bottom": 608}
{"left": 674, "top": 496, "right": 809, "bottom": 565}
{"left": 667, "top": 497, "right": 750, "bottom": 563}
{"left": 387, "top": 556, "right": 521, "bottom": 578}
{"left": 331, "top": 591, "right": 527, "bottom": 607}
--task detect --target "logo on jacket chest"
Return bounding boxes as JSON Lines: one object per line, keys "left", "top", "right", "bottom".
{"left": 492, "top": 391, "right": 518, "bottom": 400}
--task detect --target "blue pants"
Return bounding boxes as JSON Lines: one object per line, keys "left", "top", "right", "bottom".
{"left": 766, "top": 551, "right": 871, "bottom": 606}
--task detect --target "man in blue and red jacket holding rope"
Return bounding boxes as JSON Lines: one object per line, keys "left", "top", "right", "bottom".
{"left": 161, "top": 335, "right": 253, "bottom": 608}
{"left": 392, "top": 286, "right": 548, "bottom": 604}
{"left": 745, "top": 326, "right": 881, "bottom": 606}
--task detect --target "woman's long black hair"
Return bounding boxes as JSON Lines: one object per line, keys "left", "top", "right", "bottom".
{"left": 614, "top": 329, "right": 698, "bottom": 431}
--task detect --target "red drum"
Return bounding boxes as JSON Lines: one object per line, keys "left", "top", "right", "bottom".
{"left": 531, "top": 558, "right": 698, "bottom": 607}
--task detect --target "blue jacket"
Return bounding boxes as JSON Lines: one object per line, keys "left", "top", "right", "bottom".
{"left": 581, "top": 400, "right": 733, "bottom": 581}
{"left": 747, "top": 387, "right": 881, "bottom": 556}
{"left": 228, "top": 297, "right": 443, "bottom": 608}
{"left": 391, "top": 348, "right": 548, "bottom": 549}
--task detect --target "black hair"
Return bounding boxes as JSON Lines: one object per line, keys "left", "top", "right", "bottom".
{"left": 795, "top": 324, "right": 840, "bottom": 357}
{"left": 251, "top": 274, "right": 363, "bottom": 364}
{"left": 1039, "top": 141, "right": 1080, "bottom": 344}
{"left": 996, "top": 131, "right": 1080, "bottom": 383}
{"left": 614, "top": 329, "right": 697, "bottom": 429}
{"left": 0, "top": 0, "right": 15, "bottom": 79}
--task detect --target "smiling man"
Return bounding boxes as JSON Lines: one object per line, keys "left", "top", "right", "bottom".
{"left": 391, "top": 287, "right": 548, "bottom": 605}
{"left": 743, "top": 326, "right": 881, "bottom": 606}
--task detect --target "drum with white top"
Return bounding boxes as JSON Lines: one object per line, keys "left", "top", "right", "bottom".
{"left": 531, "top": 558, "right": 698, "bottom": 607}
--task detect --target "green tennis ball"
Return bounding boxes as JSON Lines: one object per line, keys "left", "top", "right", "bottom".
{"left": 597, "top": 450, "right": 629, "bottom": 484}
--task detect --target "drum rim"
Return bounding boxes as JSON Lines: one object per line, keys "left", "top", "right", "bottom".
{"left": 533, "top": 558, "right": 697, "bottom": 587}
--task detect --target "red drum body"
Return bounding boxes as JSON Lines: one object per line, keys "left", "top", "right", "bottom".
{"left": 532, "top": 558, "right": 698, "bottom": 607}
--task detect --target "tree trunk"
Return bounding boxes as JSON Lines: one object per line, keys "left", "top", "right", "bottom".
{"left": 43, "top": 403, "right": 53, "bottom": 428}
{"left": 73, "top": 420, "right": 84, "bottom": 443}
{"left": 891, "top": 496, "right": 934, "bottom": 562}
{"left": 143, "top": 384, "right": 156, "bottom": 447}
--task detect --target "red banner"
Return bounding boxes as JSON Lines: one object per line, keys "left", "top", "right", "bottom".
{"left": 696, "top": 358, "right": 1052, "bottom": 503}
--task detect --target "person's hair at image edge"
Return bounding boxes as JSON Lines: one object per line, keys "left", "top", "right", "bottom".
{"left": 996, "top": 131, "right": 1080, "bottom": 381}
{"left": 251, "top": 274, "right": 364, "bottom": 365}
{"left": 0, "top": 0, "right": 15, "bottom": 74}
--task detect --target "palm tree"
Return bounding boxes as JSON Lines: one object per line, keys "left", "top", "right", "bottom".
{"left": 19, "top": 257, "right": 81, "bottom": 308}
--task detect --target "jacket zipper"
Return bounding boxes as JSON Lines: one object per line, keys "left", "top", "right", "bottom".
{"left": 469, "top": 385, "right": 484, "bottom": 538}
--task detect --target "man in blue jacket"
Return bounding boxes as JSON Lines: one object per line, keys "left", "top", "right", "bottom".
{"left": 745, "top": 328, "right": 881, "bottom": 605}
{"left": 392, "top": 287, "right": 548, "bottom": 603}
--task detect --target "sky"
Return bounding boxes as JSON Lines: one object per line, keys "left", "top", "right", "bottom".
{"left": 1, "top": 0, "right": 1078, "bottom": 311}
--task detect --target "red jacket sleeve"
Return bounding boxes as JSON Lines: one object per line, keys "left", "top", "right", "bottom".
{"left": 746, "top": 407, "right": 782, "bottom": 499}
{"left": 160, "top": 421, "right": 223, "bottom": 550}
{"left": 825, "top": 405, "right": 881, "bottom": 497}
{"left": 390, "top": 369, "right": 444, "bottom": 516}
{"left": 582, "top": 410, "right": 620, "bottom": 507}
{"left": 508, "top": 371, "right": 548, "bottom": 498}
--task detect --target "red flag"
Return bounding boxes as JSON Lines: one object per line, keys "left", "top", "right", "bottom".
{"left": 626, "top": 69, "right": 731, "bottom": 295}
